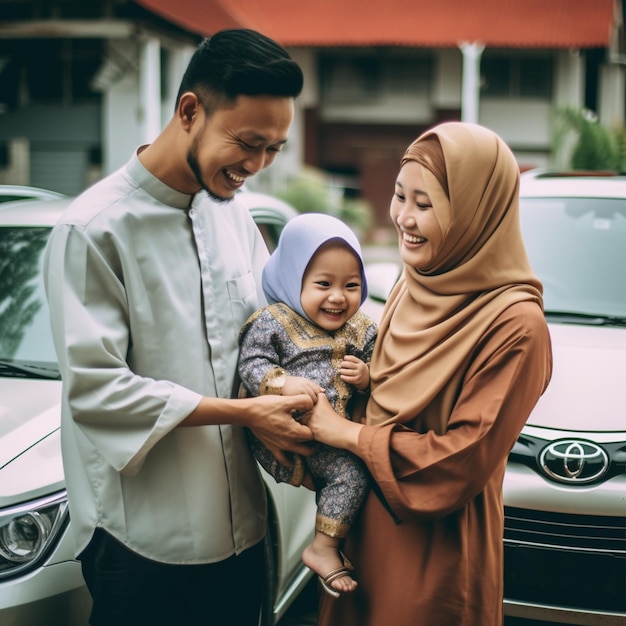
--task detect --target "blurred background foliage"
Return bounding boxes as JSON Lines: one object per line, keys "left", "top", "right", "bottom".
{"left": 553, "top": 107, "right": 626, "bottom": 171}
{"left": 275, "top": 108, "right": 626, "bottom": 239}
{"left": 274, "top": 166, "right": 374, "bottom": 236}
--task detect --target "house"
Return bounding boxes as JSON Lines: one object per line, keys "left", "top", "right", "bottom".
{"left": 0, "top": 0, "right": 622, "bottom": 230}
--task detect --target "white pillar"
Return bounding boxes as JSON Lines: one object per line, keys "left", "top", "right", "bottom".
{"left": 163, "top": 46, "right": 194, "bottom": 126}
{"left": 599, "top": 63, "right": 625, "bottom": 127}
{"left": 139, "top": 37, "right": 162, "bottom": 143}
{"left": 459, "top": 42, "right": 485, "bottom": 124}
{"left": 555, "top": 49, "right": 585, "bottom": 110}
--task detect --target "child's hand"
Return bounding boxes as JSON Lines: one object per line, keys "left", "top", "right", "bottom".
{"left": 339, "top": 355, "right": 370, "bottom": 390}
{"left": 282, "top": 375, "right": 324, "bottom": 402}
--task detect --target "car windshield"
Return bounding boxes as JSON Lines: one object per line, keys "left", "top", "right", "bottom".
{"left": 520, "top": 196, "right": 626, "bottom": 321}
{"left": 0, "top": 226, "right": 60, "bottom": 377}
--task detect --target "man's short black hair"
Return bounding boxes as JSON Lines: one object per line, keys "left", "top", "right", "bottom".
{"left": 175, "top": 28, "right": 303, "bottom": 110}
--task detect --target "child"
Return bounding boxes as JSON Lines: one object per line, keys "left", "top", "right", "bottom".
{"left": 238, "top": 212, "right": 377, "bottom": 598}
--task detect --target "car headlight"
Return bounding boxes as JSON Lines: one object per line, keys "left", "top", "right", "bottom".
{"left": 0, "top": 491, "right": 69, "bottom": 579}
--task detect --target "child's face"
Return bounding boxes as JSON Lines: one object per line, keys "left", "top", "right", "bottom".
{"left": 300, "top": 241, "right": 363, "bottom": 332}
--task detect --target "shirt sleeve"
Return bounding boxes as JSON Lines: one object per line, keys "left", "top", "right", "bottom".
{"left": 358, "top": 303, "right": 552, "bottom": 521}
{"left": 44, "top": 223, "right": 202, "bottom": 475}
{"left": 238, "top": 308, "right": 285, "bottom": 396}
{"left": 363, "top": 321, "right": 378, "bottom": 362}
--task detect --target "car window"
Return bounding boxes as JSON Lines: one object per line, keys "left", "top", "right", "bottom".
{"left": 0, "top": 187, "right": 65, "bottom": 203}
{"left": 0, "top": 194, "right": 40, "bottom": 203}
{"left": 0, "top": 226, "right": 58, "bottom": 370}
{"left": 253, "top": 220, "right": 283, "bottom": 253}
{"left": 520, "top": 197, "right": 626, "bottom": 318}
{"left": 0, "top": 205, "right": 291, "bottom": 378}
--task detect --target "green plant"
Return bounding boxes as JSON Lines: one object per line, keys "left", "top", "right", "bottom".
{"left": 275, "top": 166, "right": 373, "bottom": 234}
{"left": 553, "top": 107, "right": 624, "bottom": 171}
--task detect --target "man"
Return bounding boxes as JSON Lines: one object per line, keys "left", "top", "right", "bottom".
{"left": 44, "top": 29, "right": 313, "bottom": 626}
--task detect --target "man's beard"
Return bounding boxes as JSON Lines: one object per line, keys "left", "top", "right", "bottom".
{"left": 187, "top": 145, "right": 233, "bottom": 204}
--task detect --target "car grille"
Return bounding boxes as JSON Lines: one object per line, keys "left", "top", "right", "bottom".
{"left": 505, "top": 506, "right": 626, "bottom": 552}
{"left": 504, "top": 506, "right": 626, "bottom": 612}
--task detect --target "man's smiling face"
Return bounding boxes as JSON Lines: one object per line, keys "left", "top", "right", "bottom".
{"left": 186, "top": 94, "right": 294, "bottom": 202}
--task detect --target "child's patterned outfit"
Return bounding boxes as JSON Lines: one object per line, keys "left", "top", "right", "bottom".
{"left": 239, "top": 302, "right": 376, "bottom": 537}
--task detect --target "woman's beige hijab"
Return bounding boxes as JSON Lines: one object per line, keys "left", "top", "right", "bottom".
{"left": 366, "top": 122, "right": 543, "bottom": 428}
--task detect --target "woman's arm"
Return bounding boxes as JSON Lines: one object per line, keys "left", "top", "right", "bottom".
{"left": 307, "top": 304, "right": 552, "bottom": 520}
{"left": 305, "top": 392, "right": 364, "bottom": 454}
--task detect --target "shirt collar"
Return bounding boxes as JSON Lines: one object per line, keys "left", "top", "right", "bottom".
{"left": 128, "top": 149, "right": 194, "bottom": 210}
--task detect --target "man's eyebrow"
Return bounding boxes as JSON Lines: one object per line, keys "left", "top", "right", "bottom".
{"left": 241, "top": 132, "right": 288, "bottom": 146}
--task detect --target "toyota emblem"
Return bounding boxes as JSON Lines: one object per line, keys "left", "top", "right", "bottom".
{"left": 539, "top": 439, "right": 609, "bottom": 484}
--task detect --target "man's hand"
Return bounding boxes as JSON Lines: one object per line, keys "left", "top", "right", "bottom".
{"left": 246, "top": 394, "right": 314, "bottom": 466}
{"left": 181, "top": 393, "right": 313, "bottom": 469}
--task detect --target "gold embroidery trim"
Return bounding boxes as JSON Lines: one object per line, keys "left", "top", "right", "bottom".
{"left": 316, "top": 513, "right": 350, "bottom": 538}
{"left": 287, "top": 454, "right": 305, "bottom": 487}
{"left": 260, "top": 368, "right": 287, "bottom": 396}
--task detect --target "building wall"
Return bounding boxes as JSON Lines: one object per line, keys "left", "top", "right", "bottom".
{"left": 0, "top": 103, "right": 100, "bottom": 195}
{"left": 0, "top": 32, "right": 621, "bottom": 230}
{"left": 301, "top": 47, "right": 601, "bottom": 229}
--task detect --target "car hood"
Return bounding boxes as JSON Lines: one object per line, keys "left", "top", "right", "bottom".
{"left": 0, "top": 377, "right": 61, "bottom": 469}
{"left": 527, "top": 322, "right": 625, "bottom": 432}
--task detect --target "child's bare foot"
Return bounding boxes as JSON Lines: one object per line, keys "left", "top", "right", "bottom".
{"left": 302, "top": 537, "right": 357, "bottom": 596}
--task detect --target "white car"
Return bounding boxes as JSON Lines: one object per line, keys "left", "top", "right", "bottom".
{"left": 0, "top": 191, "right": 315, "bottom": 626}
{"left": 0, "top": 184, "right": 66, "bottom": 203}
{"left": 363, "top": 170, "right": 626, "bottom": 626}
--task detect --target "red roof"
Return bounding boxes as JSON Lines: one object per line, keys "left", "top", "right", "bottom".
{"left": 135, "top": 0, "right": 615, "bottom": 48}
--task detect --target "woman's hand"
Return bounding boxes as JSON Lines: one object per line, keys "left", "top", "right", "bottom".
{"left": 301, "top": 393, "right": 363, "bottom": 456}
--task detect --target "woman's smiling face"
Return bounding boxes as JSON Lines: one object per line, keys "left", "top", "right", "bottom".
{"left": 390, "top": 160, "right": 444, "bottom": 271}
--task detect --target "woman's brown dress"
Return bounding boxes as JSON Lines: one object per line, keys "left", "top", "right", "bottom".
{"left": 318, "top": 123, "right": 553, "bottom": 626}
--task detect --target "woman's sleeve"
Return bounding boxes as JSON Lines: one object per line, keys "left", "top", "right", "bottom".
{"left": 358, "top": 304, "right": 552, "bottom": 521}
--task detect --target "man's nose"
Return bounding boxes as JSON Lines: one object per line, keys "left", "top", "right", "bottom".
{"left": 243, "top": 151, "right": 266, "bottom": 174}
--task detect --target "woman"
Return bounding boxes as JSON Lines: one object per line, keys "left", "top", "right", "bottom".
{"left": 306, "top": 122, "right": 553, "bottom": 626}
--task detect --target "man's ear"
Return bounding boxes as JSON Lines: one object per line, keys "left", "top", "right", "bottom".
{"left": 178, "top": 92, "right": 200, "bottom": 130}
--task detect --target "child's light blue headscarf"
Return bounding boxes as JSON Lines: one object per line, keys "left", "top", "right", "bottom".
{"left": 262, "top": 212, "right": 368, "bottom": 322}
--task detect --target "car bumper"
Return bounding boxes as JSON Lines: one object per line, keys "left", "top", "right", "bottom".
{"left": 503, "top": 448, "right": 626, "bottom": 626}
{"left": 504, "top": 597, "right": 626, "bottom": 626}
{"left": 0, "top": 525, "right": 91, "bottom": 626}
